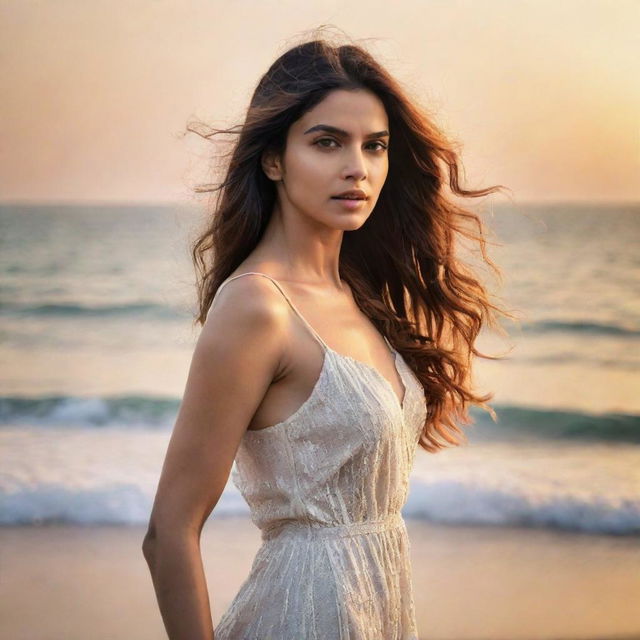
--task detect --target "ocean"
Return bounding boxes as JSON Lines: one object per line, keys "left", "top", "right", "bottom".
{"left": 1, "top": 202, "right": 638, "bottom": 535}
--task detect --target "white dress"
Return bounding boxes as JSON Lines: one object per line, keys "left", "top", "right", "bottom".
{"left": 211, "top": 272, "right": 427, "bottom": 639}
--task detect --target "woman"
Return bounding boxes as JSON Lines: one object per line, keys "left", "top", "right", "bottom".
{"left": 143, "top": 33, "right": 512, "bottom": 639}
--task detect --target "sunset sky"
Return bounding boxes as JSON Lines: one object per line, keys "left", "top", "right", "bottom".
{"left": 0, "top": 0, "right": 638, "bottom": 204}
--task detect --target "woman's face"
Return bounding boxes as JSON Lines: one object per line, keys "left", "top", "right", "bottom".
{"left": 265, "top": 88, "right": 390, "bottom": 231}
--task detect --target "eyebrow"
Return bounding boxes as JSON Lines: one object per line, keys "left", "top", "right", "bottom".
{"left": 303, "top": 124, "right": 389, "bottom": 139}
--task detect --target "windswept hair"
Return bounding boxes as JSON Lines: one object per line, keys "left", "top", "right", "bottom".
{"left": 186, "top": 27, "right": 516, "bottom": 453}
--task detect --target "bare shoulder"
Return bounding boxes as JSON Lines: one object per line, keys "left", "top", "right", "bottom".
{"left": 143, "top": 274, "right": 292, "bottom": 539}
{"left": 200, "top": 272, "right": 291, "bottom": 361}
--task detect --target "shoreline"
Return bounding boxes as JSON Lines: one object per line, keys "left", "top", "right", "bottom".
{"left": 1, "top": 517, "right": 639, "bottom": 640}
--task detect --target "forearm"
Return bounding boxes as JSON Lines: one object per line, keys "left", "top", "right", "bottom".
{"left": 143, "top": 533, "right": 215, "bottom": 640}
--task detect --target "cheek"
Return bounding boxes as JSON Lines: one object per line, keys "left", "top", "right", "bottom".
{"left": 288, "top": 149, "right": 333, "bottom": 189}
{"left": 371, "top": 159, "right": 389, "bottom": 189}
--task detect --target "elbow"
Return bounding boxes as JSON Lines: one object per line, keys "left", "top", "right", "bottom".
{"left": 141, "top": 522, "right": 157, "bottom": 558}
{"left": 141, "top": 520, "right": 197, "bottom": 554}
{"left": 141, "top": 518, "right": 202, "bottom": 561}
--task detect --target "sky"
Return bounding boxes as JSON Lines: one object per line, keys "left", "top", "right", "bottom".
{"left": 0, "top": 0, "right": 638, "bottom": 204}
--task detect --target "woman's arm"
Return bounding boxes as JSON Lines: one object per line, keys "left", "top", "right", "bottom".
{"left": 142, "top": 277, "right": 288, "bottom": 639}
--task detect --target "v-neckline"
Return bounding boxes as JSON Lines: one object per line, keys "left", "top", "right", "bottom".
{"left": 215, "top": 272, "right": 408, "bottom": 412}
{"left": 326, "top": 346, "right": 408, "bottom": 413}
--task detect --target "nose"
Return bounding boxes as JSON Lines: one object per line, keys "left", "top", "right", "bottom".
{"left": 341, "top": 146, "right": 367, "bottom": 181}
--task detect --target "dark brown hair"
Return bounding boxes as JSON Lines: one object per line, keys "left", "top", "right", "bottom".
{"left": 186, "top": 29, "right": 516, "bottom": 453}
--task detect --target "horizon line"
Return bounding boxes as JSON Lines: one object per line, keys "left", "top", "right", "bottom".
{"left": 1, "top": 198, "right": 639, "bottom": 208}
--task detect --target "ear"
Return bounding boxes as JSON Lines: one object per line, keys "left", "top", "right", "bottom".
{"left": 261, "top": 147, "right": 283, "bottom": 182}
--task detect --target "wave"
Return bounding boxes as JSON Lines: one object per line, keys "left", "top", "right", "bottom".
{"left": 516, "top": 353, "right": 639, "bottom": 369}
{"left": 1, "top": 394, "right": 638, "bottom": 443}
{"left": 1, "top": 477, "right": 637, "bottom": 535}
{"left": 472, "top": 404, "right": 640, "bottom": 443}
{"left": 0, "top": 301, "right": 186, "bottom": 319}
{"left": 2, "top": 299, "right": 639, "bottom": 339}
{"left": 522, "top": 319, "right": 640, "bottom": 337}
{"left": 0, "top": 394, "right": 179, "bottom": 428}
{"left": 402, "top": 478, "right": 640, "bottom": 535}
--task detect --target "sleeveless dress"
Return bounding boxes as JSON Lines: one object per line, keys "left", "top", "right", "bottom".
{"left": 210, "top": 272, "right": 427, "bottom": 640}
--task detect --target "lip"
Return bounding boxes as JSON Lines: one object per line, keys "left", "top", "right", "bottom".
{"left": 331, "top": 189, "right": 368, "bottom": 200}
{"left": 332, "top": 197, "right": 367, "bottom": 211}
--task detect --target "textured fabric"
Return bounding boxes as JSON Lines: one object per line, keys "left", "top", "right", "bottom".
{"left": 211, "top": 272, "right": 427, "bottom": 640}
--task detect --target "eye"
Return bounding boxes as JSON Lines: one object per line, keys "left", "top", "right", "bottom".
{"left": 314, "top": 137, "right": 339, "bottom": 149}
{"left": 313, "top": 138, "right": 388, "bottom": 152}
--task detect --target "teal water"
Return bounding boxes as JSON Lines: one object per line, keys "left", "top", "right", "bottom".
{"left": 1, "top": 202, "right": 638, "bottom": 531}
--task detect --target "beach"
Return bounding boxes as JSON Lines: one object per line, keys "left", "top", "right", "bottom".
{"left": 2, "top": 0, "right": 639, "bottom": 634}
{"left": 1, "top": 516, "right": 639, "bottom": 640}
{"left": 1, "top": 204, "right": 639, "bottom": 639}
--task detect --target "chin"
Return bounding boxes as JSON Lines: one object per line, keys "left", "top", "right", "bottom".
{"left": 331, "top": 213, "right": 370, "bottom": 231}
{"left": 306, "top": 207, "right": 371, "bottom": 231}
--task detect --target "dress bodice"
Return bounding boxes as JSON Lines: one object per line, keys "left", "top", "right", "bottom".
{"left": 209, "top": 271, "right": 427, "bottom": 639}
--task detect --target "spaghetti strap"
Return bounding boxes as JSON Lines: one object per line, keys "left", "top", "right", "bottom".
{"left": 210, "top": 271, "right": 330, "bottom": 352}
{"left": 382, "top": 333, "right": 396, "bottom": 354}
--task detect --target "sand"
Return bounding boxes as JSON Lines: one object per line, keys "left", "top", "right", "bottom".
{"left": 1, "top": 517, "right": 639, "bottom": 640}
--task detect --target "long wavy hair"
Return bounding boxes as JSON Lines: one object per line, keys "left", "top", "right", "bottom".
{"left": 186, "top": 30, "right": 516, "bottom": 453}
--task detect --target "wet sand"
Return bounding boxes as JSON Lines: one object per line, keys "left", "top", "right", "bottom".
{"left": 1, "top": 516, "right": 639, "bottom": 640}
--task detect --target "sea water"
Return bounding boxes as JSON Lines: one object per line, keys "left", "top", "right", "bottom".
{"left": 1, "top": 202, "right": 638, "bottom": 534}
